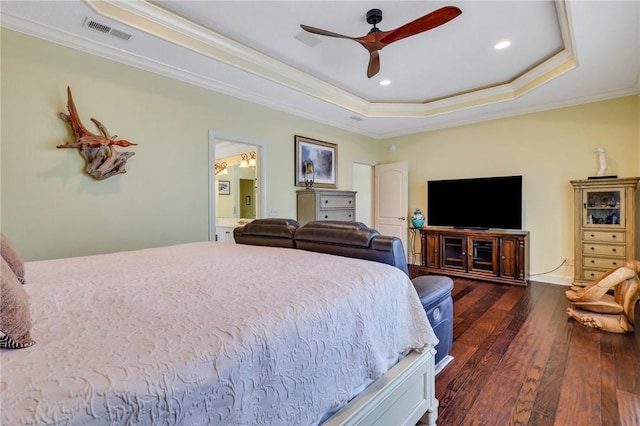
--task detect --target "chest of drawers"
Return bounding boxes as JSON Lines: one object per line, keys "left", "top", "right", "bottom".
{"left": 296, "top": 189, "right": 356, "bottom": 226}
{"left": 570, "top": 177, "right": 639, "bottom": 286}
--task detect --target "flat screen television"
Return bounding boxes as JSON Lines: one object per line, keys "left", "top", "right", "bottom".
{"left": 427, "top": 175, "right": 523, "bottom": 230}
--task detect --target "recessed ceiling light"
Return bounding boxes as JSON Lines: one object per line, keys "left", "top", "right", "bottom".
{"left": 494, "top": 40, "right": 511, "bottom": 50}
{"left": 379, "top": 80, "right": 391, "bottom": 86}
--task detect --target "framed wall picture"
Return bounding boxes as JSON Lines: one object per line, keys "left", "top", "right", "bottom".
{"left": 218, "top": 180, "right": 230, "bottom": 195}
{"left": 295, "top": 135, "right": 337, "bottom": 188}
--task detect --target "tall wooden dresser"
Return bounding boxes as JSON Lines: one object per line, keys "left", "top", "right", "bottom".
{"left": 296, "top": 189, "right": 356, "bottom": 226}
{"left": 570, "top": 177, "right": 639, "bottom": 287}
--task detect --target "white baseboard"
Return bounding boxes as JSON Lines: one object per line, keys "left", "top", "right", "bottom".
{"left": 435, "top": 355, "right": 454, "bottom": 375}
{"left": 529, "top": 273, "right": 573, "bottom": 286}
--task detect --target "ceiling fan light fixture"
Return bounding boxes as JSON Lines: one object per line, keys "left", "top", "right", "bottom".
{"left": 494, "top": 40, "right": 511, "bottom": 50}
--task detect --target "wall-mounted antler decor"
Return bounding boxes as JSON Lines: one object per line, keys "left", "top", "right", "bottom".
{"left": 57, "top": 86, "right": 137, "bottom": 180}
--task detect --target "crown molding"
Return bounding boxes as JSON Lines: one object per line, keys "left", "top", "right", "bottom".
{"left": 88, "top": 0, "right": 578, "bottom": 119}
{"left": 2, "top": 0, "right": 634, "bottom": 140}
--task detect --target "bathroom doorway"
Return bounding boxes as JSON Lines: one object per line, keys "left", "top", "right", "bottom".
{"left": 209, "top": 131, "right": 267, "bottom": 241}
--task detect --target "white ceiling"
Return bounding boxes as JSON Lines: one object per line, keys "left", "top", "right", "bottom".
{"left": 1, "top": 1, "right": 638, "bottom": 139}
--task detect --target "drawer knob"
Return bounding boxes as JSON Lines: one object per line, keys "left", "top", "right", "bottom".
{"left": 590, "top": 247, "right": 594, "bottom": 250}
{"left": 324, "top": 215, "right": 328, "bottom": 219}
{"left": 590, "top": 234, "right": 595, "bottom": 237}
{"left": 462, "top": 252, "right": 466, "bottom": 256}
{"left": 613, "top": 262, "right": 617, "bottom": 266}
{"left": 349, "top": 200, "right": 352, "bottom": 204}
{"left": 612, "top": 248, "right": 617, "bottom": 252}
{"left": 348, "top": 214, "right": 352, "bottom": 218}
{"left": 325, "top": 200, "right": 328, "bottom": 204}
{"left": 501, "top": 256, "right": 506, "bottom": 260}
{"left": 590, "top": 273, "right": 595, "bottom": 277}
{"left": 434, "top": 250, "right": 438, "bottom": 253}
{"left": 611, "top": 235, "right": 616, "bottom": 239}
{"left": 591, "top": 260, "right": 595, "bottom": 263}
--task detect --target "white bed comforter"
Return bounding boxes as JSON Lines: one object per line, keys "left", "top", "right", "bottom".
{"left": 1, "top": 242, "right": 437, "bottom": 425}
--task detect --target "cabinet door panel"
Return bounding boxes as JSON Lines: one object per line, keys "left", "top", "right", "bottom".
{"left": 469, "top": 237, "right": 498, "bottom": 275}
{"left": 441, "top": 235, "right": 466, "bottom": 271}
{"left": 424, "top": 232, "right": 440, "bottom": 268}
{"left": 500, "top": 238, "right": 518, "bottom": 279}
{"left": 582, "top": 187, "right": 625, "bottom": 228}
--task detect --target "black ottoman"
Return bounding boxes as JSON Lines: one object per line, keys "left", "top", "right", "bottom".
{"left": 411, "top": 275, "right": 454, "bottom": 368}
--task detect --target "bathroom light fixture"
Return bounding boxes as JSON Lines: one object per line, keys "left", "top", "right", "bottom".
{"left": 239, "top": 153, "right": 249, "bottom": 168}
{"left": 239, "top": 151, "right": 257, "bottom": 168}
{"left": 214, "top": 162, "right": 228, "bottom": 175}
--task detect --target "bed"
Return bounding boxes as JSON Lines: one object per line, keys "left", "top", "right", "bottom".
{"left": 1, "top": 222, "right": 439, "bottom": 425}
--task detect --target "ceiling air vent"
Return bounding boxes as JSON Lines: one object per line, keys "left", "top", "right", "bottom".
{"left": 83, "top": 18, "right": 132, "bottom": 41}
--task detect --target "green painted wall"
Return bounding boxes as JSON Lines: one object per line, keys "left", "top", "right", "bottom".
{"left": 2, "top": 28, "right": 638, "bottom": 286}
{"left": 1, "top": 29, "right": 377, "bottom": 260}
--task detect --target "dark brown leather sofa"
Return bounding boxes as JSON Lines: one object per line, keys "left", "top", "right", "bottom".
{"left": 234, "top": 219, "right": 409, "bottom": 274}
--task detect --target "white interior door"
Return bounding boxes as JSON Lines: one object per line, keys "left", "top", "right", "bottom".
{"left": 374, "top": 162, "right": 409, "bottom": 258}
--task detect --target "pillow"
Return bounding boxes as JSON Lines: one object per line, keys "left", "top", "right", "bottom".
{"left": 0, "top": 257, "right": 35, "bottom": 349}
{"left": 1, "top": 233, "right": 25, "bottom": 284}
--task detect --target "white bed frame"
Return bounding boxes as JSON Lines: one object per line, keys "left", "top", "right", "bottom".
{"left": 324, "top": 348, "right": 438, "bottom": 426}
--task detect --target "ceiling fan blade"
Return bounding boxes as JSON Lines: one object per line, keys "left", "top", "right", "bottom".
{"left": 367, "top": 51, "right": 380, "bottom": 78}
{"left": 300, "top": 24, "right": 355, "bottom": 40}
{"left": 379, "top": 6, "right": 462, "bottom": 45}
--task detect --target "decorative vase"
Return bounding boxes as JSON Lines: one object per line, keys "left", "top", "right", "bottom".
{"left": 411, "top": 208, "right": 425, "bottom": 228}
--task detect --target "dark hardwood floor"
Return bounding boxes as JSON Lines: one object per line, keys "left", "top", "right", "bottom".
{"left": 417, "top": 274, "right": 640, "bottom": 426}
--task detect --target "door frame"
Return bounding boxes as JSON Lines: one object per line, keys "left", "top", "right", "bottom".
{"left": 208, "top": 130, "right": 267, "bottom": 241}
{"left": 352, "top": 160, "right": 376, "bottom": 227}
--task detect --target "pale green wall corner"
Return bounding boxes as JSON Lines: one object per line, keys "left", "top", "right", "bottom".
{"left": 380, "top": 95, "right": 640, "bottom": 283}
{"left": 2, "top": 28, "right": 639, "bottom": 288}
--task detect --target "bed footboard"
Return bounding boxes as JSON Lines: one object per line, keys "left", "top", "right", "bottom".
{"left": 324, "top": 348, "right": 438, "bottom": 426}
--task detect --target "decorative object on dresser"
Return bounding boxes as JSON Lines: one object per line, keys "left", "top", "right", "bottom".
{"left": 570, "top": 177, "right": 639, "bottom": 288}
{"left": 294, "top": 135, "right": 337, "bottom": 188}
{"left": 419, "top": 227, "right": 529, "bottom": 286}
{"left": 411, "top": 208, "right": 425, "bottom": 228}
{"left": 590, "top": 147, "right": 617, "bottom": 179}
{"left": 303, "top": 160, "right": 314, "bottom": 188}
{"left": 296, "top": 189, "right": 356, "bottom": 226}
{"left": 57, "top": 86, "right": 137, "bottom": 180}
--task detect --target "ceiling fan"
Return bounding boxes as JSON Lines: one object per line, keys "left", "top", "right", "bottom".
{"left": 300, "top": 6, "right": 462, "bottom": 78}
